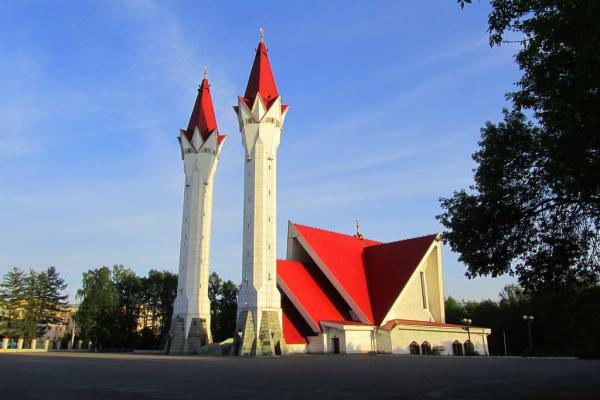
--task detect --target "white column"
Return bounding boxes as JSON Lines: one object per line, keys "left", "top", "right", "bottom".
{"left": 237, "top": 96, "right": 286, "bottom": 335}
{"left": 171, "top": 129, "right": 223, "bottom": 341}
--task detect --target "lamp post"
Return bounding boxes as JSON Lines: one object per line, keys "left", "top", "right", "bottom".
{"left": 522, "top": 314, "right": 534, "bottom": 354}
{"left": 462, "top": 318, "right": 473, "bottom": 354}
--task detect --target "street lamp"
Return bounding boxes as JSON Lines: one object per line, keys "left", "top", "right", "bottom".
{"left": 462, "top": 318, "right": 473, "bottom": 354}
{"left": 522, "top": 315, "right": 534, "bottom": 354}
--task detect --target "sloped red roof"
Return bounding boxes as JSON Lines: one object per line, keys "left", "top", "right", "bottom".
{"left": 281, "top": 294, "right": 312, "bottom": 344}
{"left": 278, "top": 223, "right": 440, "bottom": 344}
{"left": 292, "top": 223, "right": 380, "bottom": 324}
{"left": 277, "top": 260, "right": 351, "bottom": 330}
{"left": 185, "top": 78, "right": 218, "bottom": 142}
{"left": 365, "top": 235, "right": 437, "bottom": 325}
{"left": 242, "top": 40, "right": 284, "bottom": 111}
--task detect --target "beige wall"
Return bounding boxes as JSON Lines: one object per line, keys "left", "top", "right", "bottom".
{"left": 381, "top": 326, "right": 489, "bottom": 355}
{"left": 383, "top": 243, "right": 445, "bottom": 323}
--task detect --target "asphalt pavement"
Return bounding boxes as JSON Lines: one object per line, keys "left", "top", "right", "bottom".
{"left": 0, "top": 352, "right": 598, "bottom": 399}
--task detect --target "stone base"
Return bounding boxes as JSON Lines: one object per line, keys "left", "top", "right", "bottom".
{"left": 166, "top": 316, "right": 186, "bottom": 354}
{"left": 166, "top": 316, "right": 212, "bottom": 354}
{"left": 235, "top": 310, "right": 286, "bottom": 356}
{"left": 235, "top": 310, "right": 256, "bottom": 356}
{"left": 184, "top": 318, "right": 211, "bottom": 354}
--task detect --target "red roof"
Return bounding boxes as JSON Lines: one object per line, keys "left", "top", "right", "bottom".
{"left": 278, "top": 260, "right": 352, "bottom": 330}
{"left": 281, "top": 294, "right": 313, "bottom": 344}
{"left": 292, "top": 223, "right": 380, "bottom": 324}
{"left": 365, "top": 235, "right": 437, "bottom": 325}
{"left": 185, "top": 77, "right": 218, "bottom": 143}
{"left": 242, "top": 40, "right": 283, "bottom": 111}
{"left": 278, "top": 223, "right": 440, "bottom": 344}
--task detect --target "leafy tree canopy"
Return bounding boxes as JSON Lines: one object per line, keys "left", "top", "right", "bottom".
{"left": 440, "top": 0, "right": 600, "bottom": 291}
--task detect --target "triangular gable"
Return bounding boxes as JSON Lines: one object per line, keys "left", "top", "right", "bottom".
{"left": 277, "top": 260, "right": 352, "bottom": 331}
{"left": 291, "top": 223, "right": 379, "bottom": 324}
{"left": 364, "top": 234, "right": 438, "bottom": 325}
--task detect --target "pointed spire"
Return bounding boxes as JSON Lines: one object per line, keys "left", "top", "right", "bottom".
{"left": 243, "top": 28, "right": 280, "bottom": 110}
{"left": 186, "top": 69, "right": 218, "bottom": 142}
{"left": 354, "top": 218, "right": 364, "bottom": 240}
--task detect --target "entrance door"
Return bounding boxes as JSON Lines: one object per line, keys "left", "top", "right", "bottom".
{"left": 332, "top": 337, "right": 340, "bottom": 354}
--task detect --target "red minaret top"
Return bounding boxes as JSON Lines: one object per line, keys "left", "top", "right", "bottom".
{"left": 242, "top": 29, "right": 284, "bottom": 111}
{"left": 185, "top": 68, "right": 218, "bottom": 142}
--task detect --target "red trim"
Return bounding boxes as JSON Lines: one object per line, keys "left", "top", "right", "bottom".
{"left": 320, "top": 320, "right": 372, "bottom": 326}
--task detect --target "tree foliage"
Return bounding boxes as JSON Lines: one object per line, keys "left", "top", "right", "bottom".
{"left": 447, "top": 283, "right": 600, "bottom": 358}
{"left": 0, "top": 267, "right": 68, "bottom": 338}
{"left": 208, "top": 272, "right": 238, "bottom": 342}
{"left": 439, "top": 0, "right": 600, "bottom": 291}
{"left": 75, "top": 265, "right": 178, "bottom": 350}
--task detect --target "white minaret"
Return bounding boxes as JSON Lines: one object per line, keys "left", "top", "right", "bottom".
{"left": 234, "top": 30, "right": 289, "bottom": 355}
{"left": 168, "top": 69, "right": 226, "bottom": 354}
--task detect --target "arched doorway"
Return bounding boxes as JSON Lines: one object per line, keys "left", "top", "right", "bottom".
{"left": 409, "top": 341, "right": 420, "bottom": 355}
{"left": 452, "top": 340, "right": 463, "bottom": 356}
{"left": 421, "top": 341, "right": 432, "bottom": 355}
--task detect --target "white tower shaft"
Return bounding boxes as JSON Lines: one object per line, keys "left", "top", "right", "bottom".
{"left": 172, "top": 129, "right": 222, "bottom": 340}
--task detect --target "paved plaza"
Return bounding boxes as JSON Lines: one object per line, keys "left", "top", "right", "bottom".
{"left": 1, "top": 352, "right": 599, "bottom": 399}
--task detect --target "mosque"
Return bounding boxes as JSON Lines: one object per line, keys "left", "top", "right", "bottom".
{"left": 166, "top": 30, "right": 490, "bottom": 356}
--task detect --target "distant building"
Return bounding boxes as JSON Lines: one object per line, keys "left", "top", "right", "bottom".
{"left": 41, "top": 304, "right": 78, "bottom": 342}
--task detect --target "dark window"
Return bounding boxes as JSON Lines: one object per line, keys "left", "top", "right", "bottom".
{"left": 464, "top": 340, "right": 474, "bottom": 355}
{"left": 421, "top": 341, "right": 432, "bottom": 355}
{"left": 452, "top": 340, "right": 463, "bottom": 356}
{"left": 409, "top": 341, "right": 421, "bottom": 355}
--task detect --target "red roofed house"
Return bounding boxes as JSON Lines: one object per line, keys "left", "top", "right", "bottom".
{"left": 277, "top": 222, "right": 491, "bottom": 355}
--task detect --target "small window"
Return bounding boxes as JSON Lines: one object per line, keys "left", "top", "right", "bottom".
{"left": 420, "top": 272, "right": 428, "bottom": 309}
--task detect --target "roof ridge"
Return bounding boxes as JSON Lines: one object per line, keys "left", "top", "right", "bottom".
{"left": 364, "top": 233, "right": 438, "bottom": 250}
{"left": 291, "top": 221, "right": 382, "bottom": 244}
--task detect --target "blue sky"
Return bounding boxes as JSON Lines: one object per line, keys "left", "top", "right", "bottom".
{"left": 0, "top": 1, "right": 520, "bottom": 302}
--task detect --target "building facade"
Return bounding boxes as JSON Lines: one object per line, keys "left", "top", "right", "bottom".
{"left": 278, "top": 222, "right": 491, "bottom": 355}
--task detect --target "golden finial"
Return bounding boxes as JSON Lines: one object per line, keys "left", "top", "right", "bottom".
{"left": 259, "top": 27, "right": 264, "bottom": 42}
{"left": 354, "top": 218, "right": 364, "bottom": 240}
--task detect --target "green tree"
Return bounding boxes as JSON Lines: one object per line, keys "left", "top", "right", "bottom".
{"left": 75, "top": 267, "right": 119, "bottom": 348}
{"left": 0, "top": 267, "right": 27, "bottom": 337}
{"left": 217, "top": 280, "right": 238, "bottom": 341}
{"left": 33, "top": 267, "right": 69, "bottom": 335}
{"left": 139, "top": 270, "right": 177, "bottom": 348}
{"left": 112, "top": 265, "right": 143, "bottom": 347}
{"left": 208, "top": 272, "right": 238, "bottom": 342}
{"left": 439, "top": 1, "right": 600, "bottom": 291}
{"left": 444, "top": 296, "right": 467, "bottom": 324}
